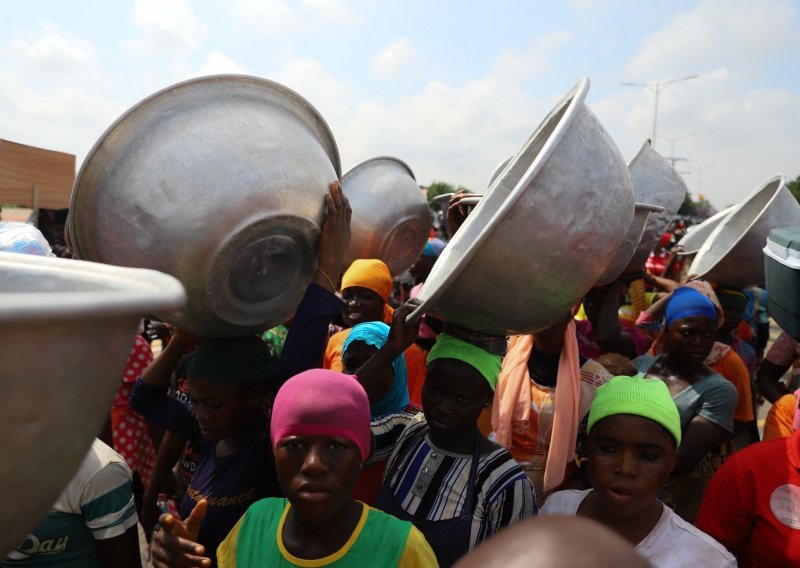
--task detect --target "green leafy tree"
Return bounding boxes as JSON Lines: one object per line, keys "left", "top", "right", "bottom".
{"left": 425, "top": 181, "right": 471, "bottom": 210}
{"left": 677, "top": 192, "right": 697, "bottom": 216}
{"left": 788, "top": 175, "right": 800, "bottom": 202}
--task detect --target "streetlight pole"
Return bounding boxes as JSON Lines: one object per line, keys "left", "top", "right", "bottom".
{"left": 621, "top": 75, "right": 699, "bottom": 150}
{"left": 659, "top": 131, "right": 697, "bottom": 167}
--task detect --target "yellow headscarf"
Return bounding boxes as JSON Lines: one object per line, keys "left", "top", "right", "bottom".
{"left": 341, "top": 259, "right": 394, "bottom": 323}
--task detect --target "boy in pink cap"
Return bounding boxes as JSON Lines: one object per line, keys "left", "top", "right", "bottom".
{"left": 152, "top": 369, "right": 436, "bottom": 567}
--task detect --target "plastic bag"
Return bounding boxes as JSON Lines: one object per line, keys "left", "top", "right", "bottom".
{"left": 0, "top": 221, "right": 54, "bottom": 256}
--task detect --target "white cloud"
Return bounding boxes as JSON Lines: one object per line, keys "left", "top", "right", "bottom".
{"left": 332, "top": 77, "right": 550, "bottom": 189}
{"left": 0, "top": 22, "right": 120, "bottom": 165}
{"left": 0, "top": 75, "right": 125, "bottom": 168}
{"left": 369, "top": 37, "right": 416, "bottom": 79}
{"left": 231, "top": 0, "right": 298, "bottom": 33}
{"left": 5, "top": 21, "right": 101, "bottom": 79}
{"left": 268, "top": 57, "right": 353, "bottom": 121}
{"left": 302, "top": 0, "right": 360, "bottom": 25}
{"left": 123, "top": 0, "right": 207, "bottom": 53}
{"left": 195, "top": 51, "right": 248, "bottom": 76}
{"left": 490, "top": 31, "right": 573, "bottom": 83}
{"left": 626, "top": 0, "right": 797, "bottom": 79}
{"left": 610, "top": 0, "right": 800, "bottom": 204}
{"left": 230, "top": 0, "right": 359, "bottom": 35}
{"left": 612, "top": 0, "right": 800, "bottom": 208}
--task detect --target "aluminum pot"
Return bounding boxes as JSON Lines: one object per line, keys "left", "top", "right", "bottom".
{"left": 69, "top": 75, "right": 340, "bottom": 337}
{"left": 675, "top": 206, "right": 734, "bottom": 255}
{"left": 0, "top": 252, "right": 185, "bottom": 557}
{"left": 487, "top": 156, "right": 512, "bottom": 187}
{"left": 689, "top": 175, "right": 800, "bottom": 287}
{"left": 626, "top": 142, "right": 688, "bottom": 269}
{"left": 342, "top": 157, "right": 430, "bottom": 276}
{"left": 596, "top": 202, "right": 665, "bottom": 285}
{"left": 410, "top": 78, "right": 635, "bottom": 335}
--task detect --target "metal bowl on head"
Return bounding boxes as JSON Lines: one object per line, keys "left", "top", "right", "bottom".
{"left": 410, "top": 78, "right": 635, "bottom": 335}
{"left": 596, "top": 202, "right": 665, "bottom": 285}
{"left": 675, "top": 206, "right": 734, "bottom": 255}
{"left": 625, "top": 141, "right": 688, "bottom": 270}
{"left": 342, "top": 157, "right": 431, "bottom": 276}
{"left": 69, "top": 74, "right": 340, "bottom": 337}
{"left": 0, "top": 252, "right": 185, "bottom": 557}
{"left": 487, "top": 156, "right": 512, "bottom": 187}
{"left": 689, "top": 175, "right": 800, "bottom": 287}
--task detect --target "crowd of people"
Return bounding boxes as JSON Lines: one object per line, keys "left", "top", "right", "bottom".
{"left": 4, "top": 183, "right": 800, "bottom": 567}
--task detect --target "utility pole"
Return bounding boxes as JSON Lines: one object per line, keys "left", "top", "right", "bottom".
{"left": 622, "top": 75, "right": 699, "bottom": 150}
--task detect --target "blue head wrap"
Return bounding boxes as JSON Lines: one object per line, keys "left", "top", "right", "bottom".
{"left": 342, "top": 321, "right": 409, "bottom": 417}
{"left": 665, "top": 287, "right": 718, "bottom": 327}
{"left": 422, "top": 238, "right": 446, "bottom": 258}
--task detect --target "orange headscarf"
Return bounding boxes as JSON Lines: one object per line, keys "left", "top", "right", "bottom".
{"left": 341, "top": 259, "right": 394, "bottom": 323}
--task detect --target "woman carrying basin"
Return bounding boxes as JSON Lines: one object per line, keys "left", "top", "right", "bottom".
{"left": 360, "top": 302, "right": 537, "bottom": 567}
{"left": 631, "top": 286, "right": 737, "bottom": 522}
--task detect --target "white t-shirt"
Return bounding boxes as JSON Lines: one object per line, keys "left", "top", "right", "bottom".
{"left": 5, "top": 439, "right": 137, "bottom": 566}
{"left": 540, "top": 489, "right": 735, "bottom": 568}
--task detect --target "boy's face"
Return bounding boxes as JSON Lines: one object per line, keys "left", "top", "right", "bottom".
{"left": 275, "top": 435, "right": 362, "bottom": 522}
{"left": 587, "top": 414, "right": 678, "bottom": 519}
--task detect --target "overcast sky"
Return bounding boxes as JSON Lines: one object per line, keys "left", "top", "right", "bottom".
{"left": 1, "top": 0, "right": 798, "bottom": 209}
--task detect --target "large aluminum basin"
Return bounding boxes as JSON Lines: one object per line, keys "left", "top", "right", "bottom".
{"left": 0, "top": 252, "right": 185, "bottom": 556}
{"left": 411, "top": 78, "right": 634, "bottom": 335}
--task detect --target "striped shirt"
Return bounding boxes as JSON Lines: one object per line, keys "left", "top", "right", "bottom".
{"left": 5, "top": 439, "right": 137, "bottom": 567}
{"left": 372, "top": 413, "right": 537, "bottom": 549}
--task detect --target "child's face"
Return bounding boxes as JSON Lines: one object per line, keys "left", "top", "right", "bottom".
{"left": 587, "top": 414, "right": 678, "bottom": 519}
{"left": 275, "top": 435, "right": 362, "bottom": 522}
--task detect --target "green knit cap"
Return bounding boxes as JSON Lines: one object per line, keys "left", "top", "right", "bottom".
{"left": 588, "top": 375, "right": 682, "bottom": 446}
{"left": 426, "top": 332, "right": 502, "bottom": 391}
{"left": 188, "top": 336, "right": 276, "bottom": 386}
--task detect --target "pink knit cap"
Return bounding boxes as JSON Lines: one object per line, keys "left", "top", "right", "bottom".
{"left": 270, "top": 369, "right": 372, "bottom": 461}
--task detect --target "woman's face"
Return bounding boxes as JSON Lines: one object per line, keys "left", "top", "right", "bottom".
{"left": 718, "top": 300, "right": 746, "bottom": 336}
{"left": 341, "top": 286, "right": 385, "bottom": 328}
{"left": 341, "top": 340, "right": 378, "bottom": 374}
{"left": 342, "top": 340, "right": 394, "bottom": 392}
{"left": 587, "top": 414, "right": 678, "bottom": 520}
{"left": 422, "top": 359, "right": 493, "bottom": 445}
{"left": 275, "top": 435, "right": 362, "bottom": 522}
{"left": 666, "top": 316, "right": 716, "bottom": 366}
{"left": 188, "top": 378, "right": 263, "bottom": 441}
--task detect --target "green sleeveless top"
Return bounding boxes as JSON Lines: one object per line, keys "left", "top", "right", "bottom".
{"left": 231, "top": 498, "right": 412, "bottom": 567}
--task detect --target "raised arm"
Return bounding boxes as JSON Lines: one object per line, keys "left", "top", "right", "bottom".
{"left": 354, "top": 300, "right": 421, "bottom": 402}
{"left": 589, "top": 281, "right": 639, "bottom": 359}
{"left": 277, "top": 181, "right": 349, "bottom": 383}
